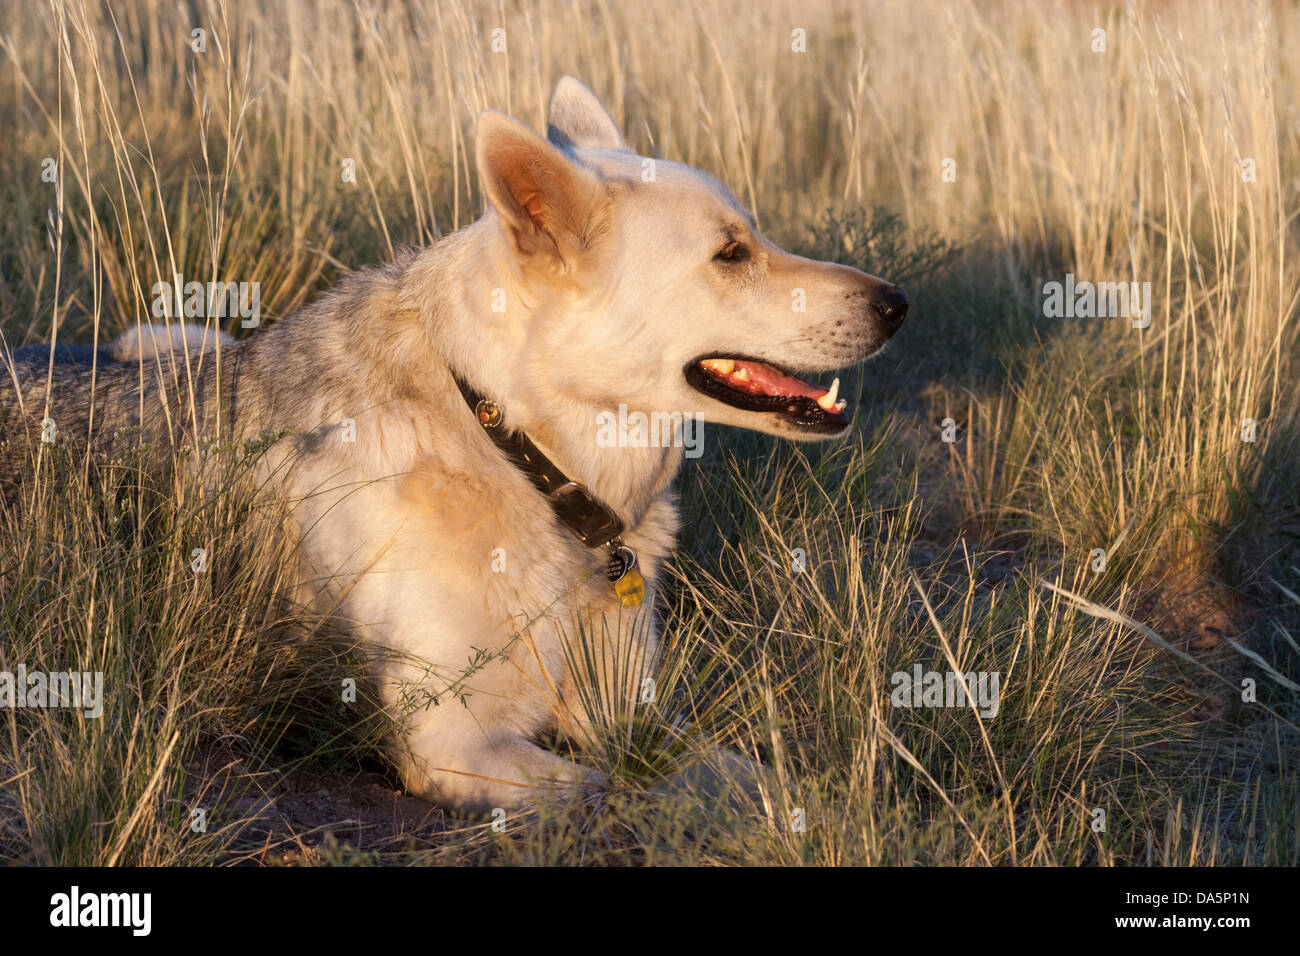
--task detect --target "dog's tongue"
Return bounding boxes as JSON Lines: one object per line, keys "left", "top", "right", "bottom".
{"left": 703, "top": 359, "right": 824, "bottom": 400}
{"left": 740, "top": 361, "right": 825, "bottom": 399}
{"left": 699, "top": 358, "right": 846, "bottom": 412}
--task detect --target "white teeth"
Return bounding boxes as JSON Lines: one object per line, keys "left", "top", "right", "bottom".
{"left": 703, "top": 358, "right": 736, "bottom": 375}
{"left": 733, "top": 366, "right": 751, "bottom": 382}
{"left": 817, "top": 377, "right": 841, "bottom": 411}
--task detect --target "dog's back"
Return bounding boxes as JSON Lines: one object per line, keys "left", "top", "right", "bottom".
{"left": 0, "top": 325, "right": 235, "bottom": 488}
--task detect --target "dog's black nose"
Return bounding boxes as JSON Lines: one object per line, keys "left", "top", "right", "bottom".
{"left": 873, "top": 285, "right": 908, "bottom": 334}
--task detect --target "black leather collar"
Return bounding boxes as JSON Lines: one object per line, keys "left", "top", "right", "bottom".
{"left": 451, "top": 372, "right": 625, "bottom": 549}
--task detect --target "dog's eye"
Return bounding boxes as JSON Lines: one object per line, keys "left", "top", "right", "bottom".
{"left": 713, "top": 240, "right": 748, "bottom": 263}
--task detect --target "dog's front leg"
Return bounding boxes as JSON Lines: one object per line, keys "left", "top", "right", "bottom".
{"left": 358, "top": 613, "right": 605, "bottom": 814}
{"left": 394, "top": 704, "right": 602, "bottom": 814}
{"left": 293, "top": 467, "right": 611, "bottom": 814}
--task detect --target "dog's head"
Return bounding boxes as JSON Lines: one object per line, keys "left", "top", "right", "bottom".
{"left": 473, "top": 77, "right": 906, "bottom": 440}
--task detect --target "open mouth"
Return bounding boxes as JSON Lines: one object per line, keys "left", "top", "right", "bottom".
{"left": 683, "top": 355, "right": 850, "bottom": 433}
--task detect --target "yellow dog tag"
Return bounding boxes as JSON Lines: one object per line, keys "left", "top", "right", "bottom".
{"left": 613, "top": 567, "right": 646, "bottom": 607}
{"left": 607, "top": 543, "right": 645, "bottom": 607}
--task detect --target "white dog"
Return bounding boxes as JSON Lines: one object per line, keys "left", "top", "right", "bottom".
{"left": 2, "top": 78, "right": 907, "bottom": 813}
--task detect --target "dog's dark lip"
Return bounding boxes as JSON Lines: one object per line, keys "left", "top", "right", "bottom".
{"left": 682, "top": 353, "right": 851, "bottom": 434}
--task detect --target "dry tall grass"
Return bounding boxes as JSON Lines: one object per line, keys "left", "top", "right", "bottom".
{"left": 1, "top": 0, "right": 1297, "bottom": 864}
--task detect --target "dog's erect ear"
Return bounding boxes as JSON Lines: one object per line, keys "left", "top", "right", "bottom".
{"left": 476, "top": 111, "right": 608, "bottom": 266}
{"left": 546, "top": 76, "right": 628, "bottom": 151}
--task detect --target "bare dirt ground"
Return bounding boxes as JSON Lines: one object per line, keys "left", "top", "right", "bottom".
{"left": 191, "top": 749, "right": 448, "bottom": 864}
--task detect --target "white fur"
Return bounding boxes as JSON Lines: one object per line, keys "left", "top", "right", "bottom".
{"left": 108, "top": 323, "right": 233, "bottom": 362}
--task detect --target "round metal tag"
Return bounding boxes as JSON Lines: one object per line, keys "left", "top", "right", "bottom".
{"left": 475, "top": 399, "right": 503, "bottom": 428}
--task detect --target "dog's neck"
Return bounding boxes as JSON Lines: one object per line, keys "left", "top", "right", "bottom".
{"left": 404, "top": 220, "right": 685, "bottom": 534}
